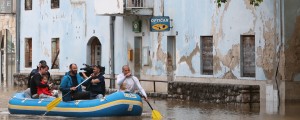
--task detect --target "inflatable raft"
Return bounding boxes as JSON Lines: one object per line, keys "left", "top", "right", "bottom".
{"left": 8, "top": 92, "right": 143, "bottom": 117}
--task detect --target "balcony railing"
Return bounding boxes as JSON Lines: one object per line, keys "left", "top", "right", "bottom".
{"left": 95, "top": 0, "right": 153, "bottom": 16}
{"left": 125, "top": 0, "right": 154, "bottom": 9}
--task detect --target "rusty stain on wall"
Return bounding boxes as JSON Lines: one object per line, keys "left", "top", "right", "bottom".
{"left": 222, "top": 44, "right": 240, "bottom": 70}
{"left": 284, "top": 16, "right": 300, "bottom": 81}
{"left": 178, "top": 43, "right": 200, "bottom": 74}
{"left": 156, "top": 32, "right": 167, "bottom": 62}
{"left": 215, "top": 44, "right": 239, "bottom": 79}
{"left": 214, "top": 52, "right": 222, "bottom": 73}
{"left": 257, "top": 20, "right": 276, "bottom": 80}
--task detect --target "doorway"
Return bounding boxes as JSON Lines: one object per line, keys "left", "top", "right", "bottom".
{"left": 167, "top": 36, "right": 176, "bottom": 81}
{"left": 134, "top": 37, "right": 142, "bottom": 79}
{"left": 87, "top": 37, "right": 102, "bottom": 66}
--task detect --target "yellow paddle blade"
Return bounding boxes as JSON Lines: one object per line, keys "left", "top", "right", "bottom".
{"left": 46, "top": 98, "right": 61, "bottom": 111}
{"left": 152, "top": 110, "right": 163, "bottom": 119}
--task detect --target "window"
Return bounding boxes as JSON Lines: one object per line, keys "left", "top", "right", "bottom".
{"left": 25, "top": 38, "right": 32, "bottom": 68}
{"left": 241, "top": 35, "right": 255, "bottom": 77}
{"left": 51, "top": 0, "right": 59, "bottom": 9}
{"left": 25, "top": 0, "right": 32, "bottom": 10}
{"left": 51, "top": 38, "right": 60, "bottom": 69}
{"left": 201, "top": 36, "right": 213, "bottom": 75}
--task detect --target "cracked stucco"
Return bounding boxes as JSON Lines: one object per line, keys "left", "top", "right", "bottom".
{"left": 156, "top": 33, "right": 167, "bottom": 63}
{"left": 215, "top": 44, "right": 240, "bottom": 79}
{"left": 178, "top": 43, "right": 200, "bottom": 74}
{"left": 256, "top": 20, "right": 276, "bottom": 80}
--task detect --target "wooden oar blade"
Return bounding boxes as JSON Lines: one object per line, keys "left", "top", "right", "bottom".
{"left": 152, "top": 110, "right": 163, "bottom": 119}
{"left": 46, "top": 98, "right": 61, "bottom": 111}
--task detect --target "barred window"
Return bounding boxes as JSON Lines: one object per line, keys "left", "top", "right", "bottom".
{"left": 201, "top": 36, "right": 213, "bottom": 75}
{"left": 241, "top": 35, "right": 255, "bottom": 77}
{"left": 25, "top": 0, "right": 32, "bottom": 10}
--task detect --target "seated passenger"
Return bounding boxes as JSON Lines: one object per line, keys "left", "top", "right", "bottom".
{"left": 82, "top": 65, "right": 105, "bottom": 99}
{"left": 116, "top": 65, "right": 148, "bottom": 100}
{"left": 30, "top": 64, "right": 49, "bottom": 99}
{"left": 37, "top": 75, "right": 57, "bottom": 98}
{"left": 24, "top": 60, "right": 50, "bottom": 98}
{"left": 59, "top": 63, "right": 90, "bottom": 101}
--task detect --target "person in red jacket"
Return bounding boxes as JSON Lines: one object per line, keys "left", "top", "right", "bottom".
{"left": 37, "top": 75, "right": 55, "bottom": 98}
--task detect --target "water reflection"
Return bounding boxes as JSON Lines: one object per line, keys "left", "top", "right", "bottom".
{"left": 1, "top": 84, "right": 300, "bottom": 120}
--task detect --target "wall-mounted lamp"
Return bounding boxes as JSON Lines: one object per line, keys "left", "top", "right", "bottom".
{"left": 142, "top": 32, "right": 145, "bottom": 36}
{"left": 176, "top": 31, "right": 178, "bottom": 36}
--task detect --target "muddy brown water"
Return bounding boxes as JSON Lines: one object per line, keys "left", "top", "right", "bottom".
{"left": 1, "top": 85, "right": 299, "bottom": 120}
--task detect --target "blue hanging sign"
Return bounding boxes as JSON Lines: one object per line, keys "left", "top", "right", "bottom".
{"left": 150, "top": 16, "right": 170, "bottom": 32}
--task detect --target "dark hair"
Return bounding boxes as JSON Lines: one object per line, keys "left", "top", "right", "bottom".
{"left": 93, "top": 65, "right": 101, "bottom": 69}
{"left": 69, "top": 63, "right": 77, "bottom": 69}
{"left": 39, "top": 60, "right": 47, "bottom": 66}
{"left": 39, "top": 64, "right": 48, "bottom": 70}
{"left": 42, "top": 74, "right": 48, "bottom": 79}
{"left": 92, "top": 65, "right": 105, "bottom": 74}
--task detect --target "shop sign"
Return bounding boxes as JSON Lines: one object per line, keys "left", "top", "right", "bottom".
{"left": 150, "top": 16, "right": 170, "bottom": 32}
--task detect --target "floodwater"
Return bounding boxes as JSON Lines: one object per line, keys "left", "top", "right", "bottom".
{"left": 1, "top": 85, "right": 300, "bottom": 120}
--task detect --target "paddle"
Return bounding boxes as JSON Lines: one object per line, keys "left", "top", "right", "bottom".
{"left": 144, "top": 98, "right": 163, "bottom": 119}
{"left": 43, "top": 76, "right": 92, "bottom": 116}
{"left": 130, "top": 78, "right": 163, "bottom": 119}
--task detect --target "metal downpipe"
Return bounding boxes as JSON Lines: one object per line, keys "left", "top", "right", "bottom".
{"left": 110, "top": 16, "right": 116, "bottom": 89}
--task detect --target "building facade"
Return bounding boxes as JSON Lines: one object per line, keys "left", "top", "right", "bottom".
{"left": 19, "top": 0, "right": 110, "bottom": 74}
{"left": 13, "top": 0, "right": 300, "bottom": 103}
{"left": 0, "top": 0, "right": 17, "bottom": 86}
{"left": 94, "top": 0, "right": 300, "bottom": 102}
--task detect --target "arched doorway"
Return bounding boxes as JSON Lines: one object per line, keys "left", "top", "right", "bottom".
{"left": 87, "top": 37, "right": 102, "bottom": 66}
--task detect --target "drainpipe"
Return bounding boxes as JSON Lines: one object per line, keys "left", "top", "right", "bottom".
{"left": 16, "top": 0, "right": 21, "bottom": 73}
{"left": 110, "top": 16, "right": 116, "bottom": 89}
{"left": 275, "top": 0, "right": 284, "bottom": 108}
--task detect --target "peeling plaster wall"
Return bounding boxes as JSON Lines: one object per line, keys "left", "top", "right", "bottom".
{"left": 117, "top": 0, "right": 280, "bottom": 81}
{"left": 283, "top": 0, "right": 300, "bottom": 81}
{"left": 0, "top": 14, "right": 16, "bottom": 83}
{"left": 19, "top": 0, "right": 110, "bottom": 74}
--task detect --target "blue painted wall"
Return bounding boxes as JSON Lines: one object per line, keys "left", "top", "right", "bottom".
{"left": 20, "top": 0, "right": 110, "bottom": 73}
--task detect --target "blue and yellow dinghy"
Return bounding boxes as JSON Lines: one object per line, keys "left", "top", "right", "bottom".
{"left": 8, "top": 92, "right": 143, "bottom": 117}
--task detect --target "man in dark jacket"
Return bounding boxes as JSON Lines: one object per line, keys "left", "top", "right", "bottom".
{"left": 83, "top": 65, "right": 106, "bottom": 99}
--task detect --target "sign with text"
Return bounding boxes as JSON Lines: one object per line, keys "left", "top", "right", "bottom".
{"left": 0, "top": 0, "right": 13, "bottom": 13}
{"left": 150, "top": 16, "right": 170, "bottom": 32}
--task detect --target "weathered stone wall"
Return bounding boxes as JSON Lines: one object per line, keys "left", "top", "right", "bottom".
{"left": 168, "top": 82, "right": 260, "bottom": 103}
{"left": 13, "top": 73, "right": 63, "bottom": 87}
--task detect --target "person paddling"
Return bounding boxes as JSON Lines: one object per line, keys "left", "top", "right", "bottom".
{"left": 116, "top": 65, "right": 148, "bottom": 100}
